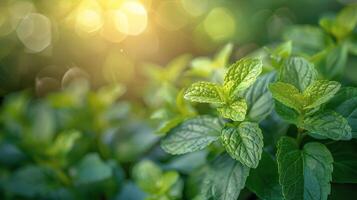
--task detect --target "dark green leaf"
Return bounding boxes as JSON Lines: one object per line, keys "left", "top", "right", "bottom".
{"left": 202, "top": 153, "right": 250, "bottom": 200}
{"left": 72, "top": 153, "right": 112, "bottom": 184}
{"left": 303, "top": 111, "right": 352, "bottom": 140}
{"left": 244, "top": 72, "right": 276, "bottom": 122}
{"left": 246, "top": 151, "right": 283, "bottom": 200}
{"left": 326, "top": 87, "right": 357, "bottom": 138}
{"left": 277, "top": 137, "right": 334, "bottom": 200}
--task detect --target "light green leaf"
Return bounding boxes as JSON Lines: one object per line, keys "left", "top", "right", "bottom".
{"left": 47, "top": 130, "right": 81, "bottom": 156}
{"left": 277, "top": 137, "right": 333, "bottom": 200}
{"left": 221, "top": 122, "right": 263, "bottom": 168}
{"left": 303, "top": 111, "right": 352, "bottom": 140}
{"left": 246, "top": 151, "right": 283, "bottom": 200}
{"left": 166, "top": 54, "right": 192, "bottom": 82}
{"left": 224, "top": 58, "right": 263, "bottom": 96}
{"left": 269, "top": 82, "right": 304, "bottom": 112}
{"left": 326, "top": 5, "right": 357, "bottom": 40}
{"left": 133, "top": 160, "right": 163, "bottom": 194}
{"left": 161, "top": 116, "right": 224, "bottom": 154}
{"left": 184, "top": 82, "right": 225, "bottom": 104}
{"left": 272, "top": 41, "right": 292, "bottom": 59}
{"left": 279, "top": 57, "right": 317, "bottom": 92}
{"left": 217, "top": 99, "right": 247, "bottom": 121}
{"left": 156, "top": 117, "right": 186, "bottom": 135}
{"left": 304, "top": 80, "right": 340, "bottom": 109}
{"left": 213, "top": 43, "right": 233, "bottom": 68}
{"left": 244, "top": 72, "right": 276, "bottom": 122}
{"left": 202, "top": 153, "right": 250, "bottom": 200}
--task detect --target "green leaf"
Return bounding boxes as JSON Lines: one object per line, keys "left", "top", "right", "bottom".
{"left": 133, "top": 160, "right": 163, "bottom": 194}
{"left": 279, "top": 57, "right": 317, "bottom": 92}
{"left": 283, "top": 25, "right": 328, "bottom": 55}
{"left": 272, "top": 40, "right": 292, "bottom": 59}
{"left": 161, "top": 116, "right": 224, "bottom": 154}
{"left": 274, "top": 101, "right": 300, "bottom": 124}
{"left": 303, "top": 111, "right": 352, "bottom": 140}
{"left": 184, "top": 82, "right": 225, "bottom": 104}
{"left": 213, "top": 43, "right": 233, "bottom": 68}
{"left": 303, "top": 80, "right": 340, "bottom": 109}
{"left": 156, "top": 116, "right": 185, "bottom": 135}
{"left": 217, "top": 98, "right": 247, "bottom": 121}
{"left": 324, "top": 5, "right": 357, "bottom": 40}
{"left": 243, "top": 72, "right": 276, "bottom": 122}
{"left": 133, "top": 160, "right": 179, "bottom": 195}
{"left": 202, "top": 153, "right": 250, "bottom": 200}
{"left": 223, "top": 58, "right": 263, "bottom": 96}
{"left": 246, "top": 151, "right": 283, "bottom": 200}
{"left": 221, "top": 122, "right": 263, "bottom": 168}
{"left": 326, "top": 141, "right": 357, "bottom": 183}
{"left": 47, "top": 130, "right": 81, "bottom": 156}
{"left": 6, "top": 166, "right": 53, "bottom": 198}
{"left": 313, "top": 45, "right": 348, "bottom": 79}
{"left": 72, "top": 153, "right": 112, "bottom": 184}
{"left": 276, "top": 137, "right": 333, "bottom": 200}
{"left": 326, "top": 87, "right": 357, "bottom": 138}
{"left": 269, "top": 82, "right": 304, "bottom": 112}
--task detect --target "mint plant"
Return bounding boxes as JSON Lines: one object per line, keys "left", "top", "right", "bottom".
{"left": 160, "top": 27, "right": 356, "bottom": 200}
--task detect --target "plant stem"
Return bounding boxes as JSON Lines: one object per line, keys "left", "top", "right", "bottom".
{"left": 296, "top": 128, "right": 305, "bottom": 146}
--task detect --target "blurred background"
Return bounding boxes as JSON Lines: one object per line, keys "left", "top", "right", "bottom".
{"left": 0, "top": 0, "right": 348, "bottom": 96}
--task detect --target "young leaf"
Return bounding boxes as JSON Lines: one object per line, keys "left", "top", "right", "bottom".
{"left": 304, "top": 80, "right": 340, "bottom": 109}
{"left": 272, "top": 40, "right": 292, "bottom": 60}
{"left": 202, "top": 153, "right": 250, "bottom": 200}
{"left": 214, "top": 43, "right": 233, "bottom": 68}
{"left": 243, "top": 72, "right": 276, "bottom": 122}
{"left": 223, "top": 58, "right": 263, "bottom": 96}
{"left": 269, "top": 82, "right": 304, "bottom": 112}
{"left": 221, "top": 122, "right": 263, "bottom": 168}
{"left": 246, "top": 151, "right": 283, "bottom": 200}
{"left": 161, "top": 116, "right": 224, "bottom": 154}
{"left": 279, "top": 57, "right": 317, "bottom": 92}
{"left": 184, "top": 82, "right": 225, "bottom": 104}
{"left": 303, "top": 111, "right": 352, "bottom": 140}
{"left": 217, "top": 99, "right": 247, "bottom": 121}
{"left": 277, "top": 137, "right": 333, "bottom": 200}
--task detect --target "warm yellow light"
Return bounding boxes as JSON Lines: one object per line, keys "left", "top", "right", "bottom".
{"left": 114, "top": 1, "right": 148, "bottom": 35}
{"left": 76, "top": 9, "right": 102, "bottom": 33}
{"left": 75, "top": 0, "right": 103, "bottom": 34}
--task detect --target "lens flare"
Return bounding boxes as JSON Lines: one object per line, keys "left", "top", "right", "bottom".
{"left": 114, "top": 1, "right": 148, "bottom": 36}
{"left": 75, "top": 0, "right": 103, "bottom": 34}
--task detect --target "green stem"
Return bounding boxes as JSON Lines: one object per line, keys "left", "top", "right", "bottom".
{"left": 296, "top": 128, "right": 305, "bottom": 146}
